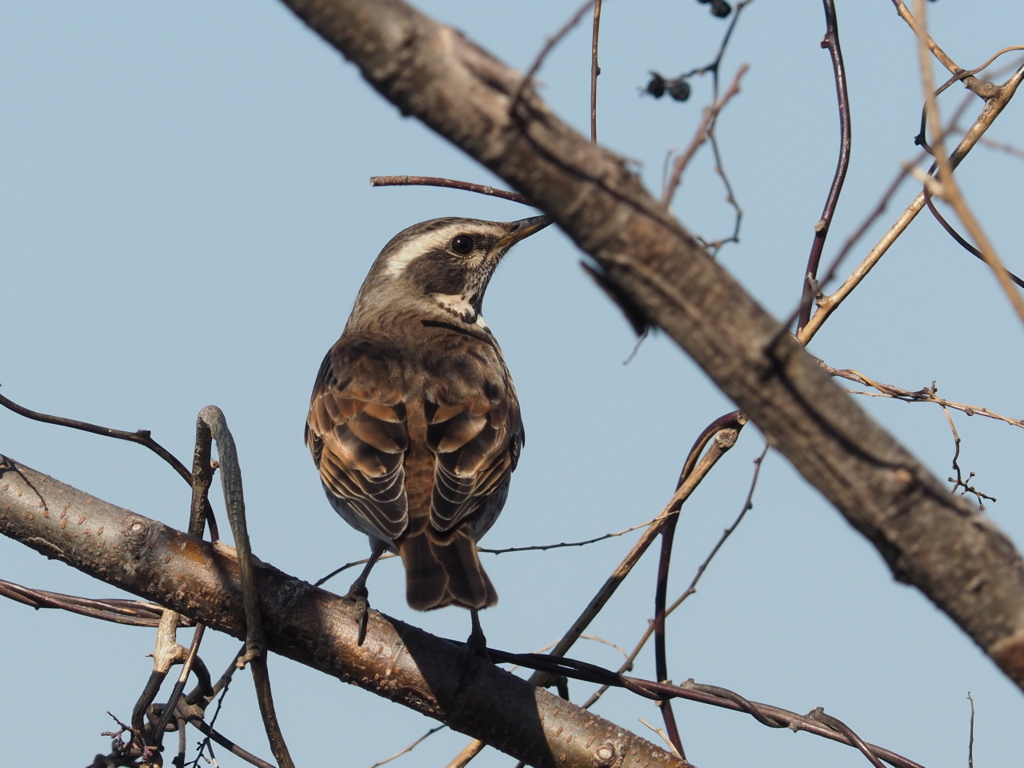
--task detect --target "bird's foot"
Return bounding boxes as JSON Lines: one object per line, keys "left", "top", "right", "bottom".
{"left": 454, "top": 610, "right": 492, "bottom": 691}
{"left": 464, "top": 632, "right": 490, "bottom": 662}
{"left": 345, "top": 584, "right": 370, "bottom": 646}
{"left": 464, "top": 609, "right": 491, "bottom": 662}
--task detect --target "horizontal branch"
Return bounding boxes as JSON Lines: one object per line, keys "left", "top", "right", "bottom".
{"left": 278, "top": 0, "right": 1024, "bottom": 687}
{"left": 0, "top": 455, "right": 683, "bottom": 768}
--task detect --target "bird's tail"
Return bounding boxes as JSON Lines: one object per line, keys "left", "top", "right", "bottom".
{"left": 398, "top": 529, "right": 497, "bottom": 611}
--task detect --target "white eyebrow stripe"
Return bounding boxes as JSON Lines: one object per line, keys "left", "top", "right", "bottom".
{"left": 383, "top": 226, "right": 465, "bottom": 277}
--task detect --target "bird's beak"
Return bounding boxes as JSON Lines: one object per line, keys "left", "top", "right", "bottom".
{"left": 501, "top": 215, "right": 552, "bottom": 248}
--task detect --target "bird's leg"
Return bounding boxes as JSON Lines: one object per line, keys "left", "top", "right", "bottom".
{"left": 466, "top": 609, "right": 490, "bottom": 660}
{"left": 346, "top": 541, "right": 385, "bottom": 645}
{"left": 455, "top": 609, "right": 492, "bottom": 692}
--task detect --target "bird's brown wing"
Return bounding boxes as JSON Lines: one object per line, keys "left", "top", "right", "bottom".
{"left": 305, "top": 351, "right": 410, "bottom": 542}
{"left": 424, "top": 382, "right": 522, "bottom": 534}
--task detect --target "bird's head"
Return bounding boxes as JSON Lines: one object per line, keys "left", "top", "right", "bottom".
{"left": 351, "top": 215, "right": 551, "bottom": 327}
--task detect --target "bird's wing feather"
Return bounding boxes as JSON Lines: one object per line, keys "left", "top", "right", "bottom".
{"left": 425, "top": 385, "right": 522, "bottom": 532}
{"left": 306, "top": 352, "right": 410, "bottom": 540}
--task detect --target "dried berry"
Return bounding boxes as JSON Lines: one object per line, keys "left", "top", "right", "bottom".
{"left": 642, "top": 72, "right": 691, "bottom": 102}
{"left": 667, "top": 78, "right": 691, "bottom": 101}
{"left": 644, "top": 72, "right": 667, "bottom": 98}
{"left": 710, "top": 0, "right": 732, "bottom": 17}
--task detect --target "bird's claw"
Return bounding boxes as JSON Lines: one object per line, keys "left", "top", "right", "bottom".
{"left": 465, "top": 632, "right": 490, "bottom": 662}
{"left": 346, "top": 585, "right": 370, "bottom": 646}
{"left": 465, "top": 610, "right": 491, "bottom": 662}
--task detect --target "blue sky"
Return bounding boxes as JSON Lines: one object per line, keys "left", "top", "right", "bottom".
{"left": 3, "top": 2, "right": 1024, "bottom": 766}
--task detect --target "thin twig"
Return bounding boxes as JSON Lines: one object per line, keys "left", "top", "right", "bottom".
{"left": 196, "top": 406, "right": 294, "bottom": 768}
{"left": 638, "top": 719, "right": 684, "bottom": 759}
{"left": 531, "top": 412, "right": 745, "bottom": 689}
{"left": 511, "top": 0, "right": 596, "bottom": 114}
{"left": 933, "top": 403, "right": 995, "bottom": 506}
{"left": 911, "top": 0, "right": 1024, "bottom": 328}
{"left": 0, "top": 388, "right": 192, "bottom": 485}
{"left": 445, "top": 740, "right": 485, "bottom": 768}
{"left": 481, "top": 647, "right": 925, "bottom": 768}
{"left": 582, "top": 441, "right": 769, "bottom": 710}
{"left": 189, "top": 665, "right": 236, "bottom": 765}
{"left": 0, "top": 388, "right": 220, "bottom": 538}
{"left": 978, "top": 134, "right": 1024, "bottom": 159}
{"left": 151, "top": 625, "right": 209, "bottom": 744}
{"left": 661, "top": 65, "right": 748, "bottom": 207}
{"left": 808, "top": 709, "right": 887, "bottom": 768}
{"left": 0, "top": 580, "right": 182, "bottom": 627}
{"left": 889, "top": 0, "right": 1001, "bottom": 98}
{"left": 922, "top": 178, "right": 1024, "bottom": 289}
{"left": 797, "top": 0, "right": 852, "bottom": 331}
{"left": 659, "top": 0, "right": 752, "bottom": 252}
{"left": 822, "top": 365, "right": 1024, "bottom": 429}
{"left": 668, "top": 441, "right": 768, "bottom": 612}
{"left": 367, "top": 725, "right": 448, "bottom": 768}
{"left": 186, "top": 715, "right": 277, "bottom": 768}
{"left": 703, "top": 0, "right": 754, "bottom": 254}
{"left": 966, "top": 692, "right": 975, "bottom": 768}
{"left": 590, "top": 0, "right": 602, "bottom": 142}
{"left": 314, "top": 551, "right": 398, "bottom": 588}
{"left": 369, "top": 175, "right": 529, "bottom": 205}
{"left": 653, "top": 505, "right": 684, "bottom": 757}
{"left": 798, "top": 56, "right": 1024, "bottom": 343}
{"left": 451, "top": 414, "right": 745, "bottom": 767}
{"left": 480, "top": 520, "right": 654, "bottom": 554}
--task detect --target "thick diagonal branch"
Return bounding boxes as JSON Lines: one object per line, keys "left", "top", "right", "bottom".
{"left": 0, "top": 455, "right": 684, "bottom": 768}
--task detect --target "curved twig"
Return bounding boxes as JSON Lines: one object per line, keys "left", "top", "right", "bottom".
{"left": 0, "top": 388, "right": 192, "bottom": 485}
{"left": 369, "top": 175, "right": 530, "bottom": 204}
{"left": 511, "top": 0, "right": 596, "bottom": 114}
{"left": 195, "top": 406, "right": 295, "bottom": 768}
{"left": 797, "top": 0, "right": 852, "bottom": 331}
{"left": 798, "top": 60, "right": 1024, "bottom": 343}
{"left": 0, "top": 579, "right": 182, "bottom": 627}
{"left": 482, "top": 648, "right": 925, "bottom": 768}
{"left": 822, "top": 364, "right": 1024, "bottom": 429}
{"left": 532, "top": 413, "right": 745, "bottom": 690}
{"left": 922, "top": 186, "right": 1024, "bottom": 289}
{"left": 0, "top": 388, "right": 219, "bottom": 539}
{"left": 582, "top": 442, "right": 768, "bottom": 711}
{"left": 589, "top": 0, "right": 602, "bottom": 142}
{"left": 661, "top": 65, "right": 748, "bottom": 208}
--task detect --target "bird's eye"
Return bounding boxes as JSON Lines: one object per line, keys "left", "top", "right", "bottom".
{"left": 451, "top": 235, "right": 475, "bottom": 255}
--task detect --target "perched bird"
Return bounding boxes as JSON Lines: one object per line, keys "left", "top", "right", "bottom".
{"left": 306, "top": 214, "right": 550, "bottom": 644}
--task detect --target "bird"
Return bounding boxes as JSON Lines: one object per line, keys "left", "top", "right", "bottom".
{"left": 305, "top": 214, "right": 550, "bottom": 646}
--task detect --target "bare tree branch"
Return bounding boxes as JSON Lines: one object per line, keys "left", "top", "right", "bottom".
{"left": 369, "top": 175, "right": 529, "bottom": 204}
{"left": 0, "top": 454, "right": 685, "bottom": 768}
{"left": 796, "top": 0, "right": 852, "bottom": 332}
{"left": 799, "top": 53, "right": 1024, "bottom": 343}
{"left": 275, "top": 0, "right": 1024, "bottom": 688}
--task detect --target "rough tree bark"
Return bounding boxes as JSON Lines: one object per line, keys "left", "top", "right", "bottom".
{"left": 0, "top": 456, "right": 684, "bottom": 768}
{"left": 276, "top": 0, "right": 1024, "bottom": 686}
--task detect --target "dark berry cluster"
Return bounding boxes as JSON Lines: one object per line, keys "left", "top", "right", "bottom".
{"left": 643, "top": 72, "right": 691, "bottom": 102}
{"left": 696, "top": 0, "right": 732, "bottom": 18}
